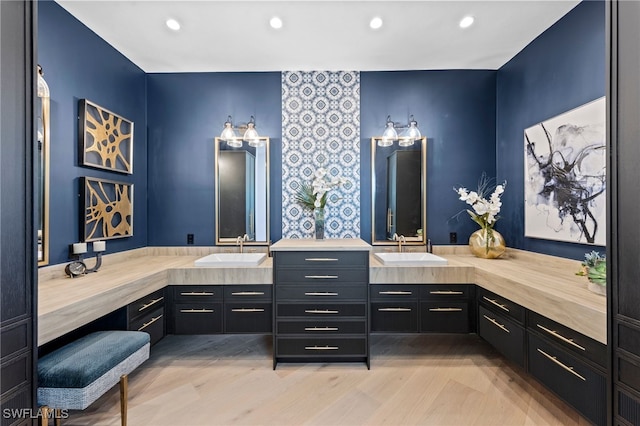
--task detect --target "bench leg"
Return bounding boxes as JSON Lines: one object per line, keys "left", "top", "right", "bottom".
{"left": 54, "top": 409, "right": 61, "bottom": 426}
{"left": 40, "top": 406, "right": 49, "bottom": 426}
{"left": 120, "top": 374, "right": 128, "bottom": 426}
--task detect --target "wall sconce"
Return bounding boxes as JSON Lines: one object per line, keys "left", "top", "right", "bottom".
{"left": 379, "top": 115, "right": 422, "bottom": 147}
{"left": 219, "top": 115, "right": 262, "bottom": 148}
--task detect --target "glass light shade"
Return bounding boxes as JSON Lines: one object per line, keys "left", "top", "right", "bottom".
{"left": 377, "top": 138, "right": 394, "bottom": 147}
{"left": 381, "top": 121, "right": 398, "bottom": 143}
{"left": 243, "top": 122, "right": 259, "bottom": 143}
{"left": 398, "top": 137, "right": 415, "bottom": 147}
{"left": 248, "top": 138, "right": 265, "bottom": 148}
{"left": 227, "top": 138, "right": 243, "bottom": 148}
{"left": 221, "top": 121, "right": 237, "bottom": 141}
{"left": 405, "top": 120, "right": 421, "bottom": 140}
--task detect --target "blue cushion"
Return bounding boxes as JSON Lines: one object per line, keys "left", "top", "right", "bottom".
{"left": 38, "top": 331, "right": 150, "bottom": 388}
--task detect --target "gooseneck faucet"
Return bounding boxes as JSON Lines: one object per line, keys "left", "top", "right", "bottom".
{"left": 236, "top": 234, "right": 249, "bottom": 253}
{"left": 392, "top": 233, "right": 406, "bottom": 252}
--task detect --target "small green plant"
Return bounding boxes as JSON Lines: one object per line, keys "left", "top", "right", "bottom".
{"left": 576, "top": 251, "right": 606, "bottom": 286}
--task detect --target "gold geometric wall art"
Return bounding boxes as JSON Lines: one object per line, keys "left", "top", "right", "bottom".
{"left": 79, "top": 99, "right": 133, "bottom": 174}
{"left": 82, "top": 177, "right": 133, "bottom": 242}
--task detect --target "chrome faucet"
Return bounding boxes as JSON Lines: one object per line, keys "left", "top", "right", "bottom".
{"left": 392, "top": 233, "right": 406, "bottom": 252}
{"left": 236, "top": 234, "right": 249, "bottom": 253}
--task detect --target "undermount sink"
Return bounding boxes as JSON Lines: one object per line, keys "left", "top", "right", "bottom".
{"left": 194, "top": 253, "right": 266, "bottom": 267}
{"left": 374, "top": 252, "right": 448, "bottom": 266}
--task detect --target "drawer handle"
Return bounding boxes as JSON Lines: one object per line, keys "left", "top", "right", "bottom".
{"left": 482, "top": 296, "right": 510, "bottom": 312}
{"left": 304, "top": 275, "right": 338, "bottom": 279}
{"left": 305, "top": 327, "right": 339, "bottom": 331}
{"left": 138, "top": 297, "right": 164, "bottom": 312}
{"left": 180, "top": 308, "right": 214, "bottom": 313}
{"left": 305, "top": 345, "right": 339, "bottom": 350}
{"left": 230, "top": 291, "right": 265, "bottom": 296}
{"left": 482, "top": 314, "right": 510, "bottom": 333}
{"left": 379, "top": 291, "right": 413, "bottom": 295}
{"left": 536, "top": 348, "right": 586, "bottom": 381}
{"left": 536, "top": 324, "right": 586, "bottom": 351}
{"left": 429, "top": 307, "right": 463, "bottom": 312}
{"left": 430, "top": 290, "right": 464, "bottom": 295}
{"left": 378, "top": 307, "right": 412, "bottom": 312}
{"left": 305, "top": 292, "right": 339, "bottom": 296}
{"left": 304, "top": 258, "right": 339, "bottom": 262}
{"left": 137, "top": 314, "right": 163, "bottom": 331}
{"left": 180, "top": 292, "right": 215, "bottom": 296}
{"left": 304, "top": 309, "right": 339, "bottom": 314}
{"left": 231, "top": 308, "right": 265, "bottom": 313}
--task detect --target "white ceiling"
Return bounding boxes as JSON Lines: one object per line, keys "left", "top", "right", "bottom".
{"left": 54, "top": 0, "right": 581, "bottom": 73}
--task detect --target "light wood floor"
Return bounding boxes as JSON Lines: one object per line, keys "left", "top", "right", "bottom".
{"left": 64, "top": 334, "right": 590, "bottom": 425}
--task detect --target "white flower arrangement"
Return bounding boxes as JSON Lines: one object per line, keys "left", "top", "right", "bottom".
{"left": 294, "top": 167, "right": 348, "bottom": 210}
{"left": 454, "top": 174, "right": 506, "bottom": 230}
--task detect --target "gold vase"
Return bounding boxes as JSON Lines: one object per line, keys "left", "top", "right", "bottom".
{"left": 469, "top": 227, "right": 506, "bottom": 259}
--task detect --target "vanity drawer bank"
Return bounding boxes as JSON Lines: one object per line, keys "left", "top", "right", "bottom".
{"left": 127, "top": 289, "right": 166, "bottom": 346}
{"left": 271, "top": 238, "right": 371, "bottom": 369}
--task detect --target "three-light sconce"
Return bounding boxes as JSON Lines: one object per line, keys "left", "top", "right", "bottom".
{"left": 220, "top": 115, "right": 263, "bottom": 147}
{"left": 378, "top": 115, "right": 422, "bottom": 147}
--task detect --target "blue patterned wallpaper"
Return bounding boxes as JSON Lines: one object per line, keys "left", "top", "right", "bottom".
{"left": 281, "top": 71, "right": 361, "bottom": 239}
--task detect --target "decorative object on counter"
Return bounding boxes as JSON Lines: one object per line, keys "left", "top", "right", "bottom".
{"left": 294, "top": 167, "right": 348, "bottom": 240}
{"left": 79, "top": 99, "right": 133, "bottom": 174}
{"left": 83, "top": 177, "right": 133, "bottom": 241}
{"left": 576, "top": 250, "right": 606, "bottom": 296}
{"left": 454, "top": 173, "right": 507, "bottom": 259}
{"left": 65, "top": 240, "right": 107, "bottom": 277}
{"left": 524, "top": 97, "right": 606, "bottom": 245}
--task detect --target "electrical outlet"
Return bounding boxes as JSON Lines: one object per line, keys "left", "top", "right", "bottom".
{"left": 187, "top": 233, "right": 194, "bottom": 245}
{"left": 449, "top": 232, "right": 457, "bottom": 244}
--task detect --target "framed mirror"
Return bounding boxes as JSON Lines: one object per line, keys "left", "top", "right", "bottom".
{"left": 371, "top": 136, "right": 427, "bottom": 245}
{"left": 37, "top": 66, "right": 50, "bottom": 265}
{"left": 214, "top": 137, "right": 270, "bottom": 245}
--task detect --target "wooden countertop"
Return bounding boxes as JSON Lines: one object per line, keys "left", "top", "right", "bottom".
{"left": 38, "top": 246, "right": 606, "bottom": 346}
{"left": 270, "top": 238, "right": 372, "bottom": 251}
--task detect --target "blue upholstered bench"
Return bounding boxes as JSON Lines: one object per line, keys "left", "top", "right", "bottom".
{"left": 37, "top": 330, "right": 150, "bottom": 426}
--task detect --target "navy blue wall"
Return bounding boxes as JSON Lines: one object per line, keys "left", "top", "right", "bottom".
{"left": 38, "top": 0, "right": 147, "bottom": 265}
{"left": 146, "top": 73, "right": 282, "bottom": 246}
{"left": 360, "top": 71, "right": 497, "bottom": 245}
{"left": 496, "top": 0, "right": 605, "bottom": 260}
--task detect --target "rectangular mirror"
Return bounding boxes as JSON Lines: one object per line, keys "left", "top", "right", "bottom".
{"left": 214, "top": 137, "right": 270, "bottom": 245}
{"left": 371, "top": 137, "right": 426, "bottom": 245}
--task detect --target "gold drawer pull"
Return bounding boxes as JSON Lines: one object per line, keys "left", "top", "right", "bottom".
{"left": 536, "top": 348, "right": 586, "bottom": 381}
{"left": 483, "top": 314, "right": 510, "bottom": 333}
{"left": 304, "top": 258, "right": 338, "bottom": 262}
{"left": 231, "top": 308, "right": 265, "bottom": 313}
{"left": 429, "top": 307, "right": 463, "bottom": 312}
{"left": 180, "top": 308, "right": 214, "bottom": 313}
{"left": 305, "top": 327, "right": 339, "bottom": 331}
{"left": 305, "top": 309, "right": 339, "bottom": 314}
{"left": 180, "top": 292, "right": 214, "bottom": 296}
{"left": 231, "top": 291, "right": 265, "bottom": 296}
{"left": 379, "top": 291, "right": 413, "bottom": 295}
{"left": 305, "top": 345, "right": 339, "bottom": 350}
{"left": 536, "top": 324, "right": 586, "bottom": 351}
{"left": 138, "top": 297, "right": 164, "bottom": 311}
{"left": 305, "top": 292, "right": 339, "bottom": 296}
{"left": 304, "top": 275, "right": 338, "bottom": 279}
{"left": 430, "top": 290, "right": 464, "bottom": 295}
{"left": 482, "top": 296, "right": 510, "bottom": 312}
{"left": 137, "top": 314, "right": 163, "bottom": 331}
{"left": 378, "top": 307, "right": 412, "bottom": 312}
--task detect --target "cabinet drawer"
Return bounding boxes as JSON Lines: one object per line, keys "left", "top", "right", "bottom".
{"left": 478, "top": 288, "right": 525, "bottom": 323}
{"left": 370, "top": 285, "right": 419, "bottom": 300}
{"left": 224, "top": 303, "right": 272, "bottom": 334}
{"left": 276, "top": 268, "right": 367, "bottom": 285}
{"left": 276, "top": 337, "right": 367, "bottom": 357}
{"left": 371, "top": 302, "right": 418, "bottom": 333}
{"left": 478, "top": 305, "right": 525, "bottom": 367}
{"left": 224, "top": 285, "right": 272, "bottom": 301}
{"left": 616, "top": 386, "right": 640, "bottom": 425}
{"left": 128, "top": 289, "right": 165, "bottom": 320}
{"left": 277, "top": 303, "right": 366, "bottom": 318}
{"left": 277, "top": 285, "right": 366, "bottom": 301}
{"left": 173, "top": 286, "right": 222, "bottom": 302}
{"left": 129, "top": 307, "right": 165, "bottom": 345}
{"left": 420, "top": 301, "right": 469, "bottom": 333}
{"left": 617, "top": 355, "right": 640, "bottom": 394}
{"left": 420, "top": 285, "right": 471, "bottom": 300}
{"left": 277, "top": 320, "right": 366, "bottom": 335}
{"left": 275, "top": 251, "right": 368, "bottom": 267}
{"left": 173, "top": 303, "right": 222, "bottom": 334}
{"left": 528, "top": 310, "right": 606, "bottom": 368}
{"left": 528, "top": 333, "right": 606, "bottom": 425}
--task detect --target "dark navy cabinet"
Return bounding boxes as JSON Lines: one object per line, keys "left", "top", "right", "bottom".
{"left": 127, "top": 289, "right": 166, "bottom": 345}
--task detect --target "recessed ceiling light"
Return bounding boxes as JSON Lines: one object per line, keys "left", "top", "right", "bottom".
{"left": 459, "top": 15, "right": 474, "bottom": 29}
{"left": 370, "top": 17, "right": 383, "bottom": 30}
{"left": 166, "top": 18, "right": 181, "bottom": 31}
{"left": 270, "top": 16, "right": 283, "bottom": 29}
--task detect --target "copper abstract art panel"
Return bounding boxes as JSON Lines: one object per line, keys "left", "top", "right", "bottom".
{"left": 83, "top": 177, "right": 133, "bottom": 242}
{"left": 79, "top": 99, "right": 133, "bottom": 174}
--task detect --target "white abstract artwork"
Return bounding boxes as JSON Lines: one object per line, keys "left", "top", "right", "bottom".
{"left": 524, "top": 97, "right": 606, "bottom": 245}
